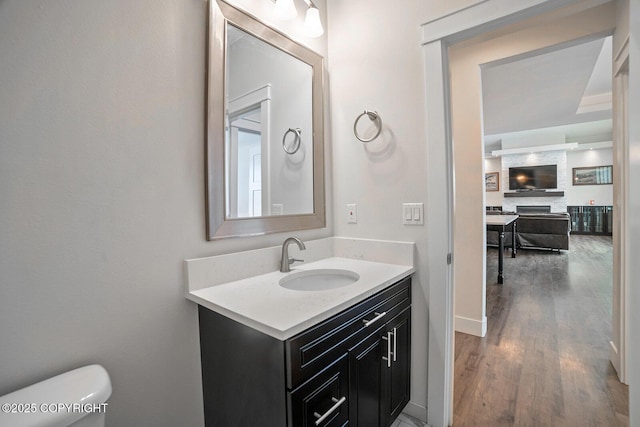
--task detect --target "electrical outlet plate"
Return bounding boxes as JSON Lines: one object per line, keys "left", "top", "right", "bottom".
{"left": 347, "top": 204, "right": 357, "bottom": 224}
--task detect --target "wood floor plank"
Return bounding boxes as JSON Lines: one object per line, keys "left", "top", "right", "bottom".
{"left": 453, "top": 235, "right": 628, "bottom": 427}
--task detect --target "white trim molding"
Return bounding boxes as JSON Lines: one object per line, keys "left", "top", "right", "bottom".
{"left": 422, "top": 39, "right": 455, "bottom": 427}
{"left": 613, "top": 35, "right": 629, "bottom": 76}
{"left": 491, "top": 142, "right": 578, "bottom": 156}
{"left": 421, "top": 0, "right": 610, "bottom": 45}
{"left": 455, "top": 315, "right": 488, "bottom": 337}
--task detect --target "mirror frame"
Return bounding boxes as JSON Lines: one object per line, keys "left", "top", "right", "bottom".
{"left": 206, "top": 0, "right": 325, "bottom": 240}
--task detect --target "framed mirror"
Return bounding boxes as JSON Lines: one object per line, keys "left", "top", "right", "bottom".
{"left": 206, "top": 0, "right": 325, "bottom": 240}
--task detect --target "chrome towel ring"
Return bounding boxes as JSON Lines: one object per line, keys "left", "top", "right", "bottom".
{"left": 282, "top": 128, "right": 302, "bottom": 154}
{"left": 353, "top": 110, "right": 382, "bottom": 142}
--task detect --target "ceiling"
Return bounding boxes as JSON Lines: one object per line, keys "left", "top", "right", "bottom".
{"left": 482, "top": 36, "right": 613, "bottom": 153}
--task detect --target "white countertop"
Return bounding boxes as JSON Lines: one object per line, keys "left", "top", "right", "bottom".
{"left": 187, "top": 257, "right": 415, "bottom": 340}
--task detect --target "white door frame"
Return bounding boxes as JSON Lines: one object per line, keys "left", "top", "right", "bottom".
{"left": 612, "top": 38, "right": 629, "bottom": 383}
{"left": 420, "top": 1, "right": 623, "bottom": 426}
{"left": 228, "top": 85, "right": 272, "bottom": 214}
{"left": 422, "top": 39, "right": 455, "bottom": 427}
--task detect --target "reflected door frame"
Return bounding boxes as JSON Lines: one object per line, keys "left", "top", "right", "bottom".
{"left": 228, "top": 121, "right": 261, "bottom": 217}
{"left": 226, "top": 84, "right": 271, "bottom": 218}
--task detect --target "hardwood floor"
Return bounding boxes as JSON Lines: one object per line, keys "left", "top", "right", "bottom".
{"left": 453, "top": 235, "right": 629, "bottom": 427}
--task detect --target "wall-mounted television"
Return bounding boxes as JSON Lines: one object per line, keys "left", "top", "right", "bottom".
{"left": 508, "top": 164, "right": 557, "bottom": 190}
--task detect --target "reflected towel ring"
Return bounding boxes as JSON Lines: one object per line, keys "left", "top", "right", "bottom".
{"left": 282, "top": 128, "right": 302, "bottom": 154}
{"left": 353, "top": 110, "right": 382, "bottom": 142}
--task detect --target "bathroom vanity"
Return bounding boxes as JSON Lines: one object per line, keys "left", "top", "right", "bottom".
{"left": 199, "top": 275, "right": 410, "bottom": 427}
{"left": 188, "top": 254, "right": 414, "bottom": 427}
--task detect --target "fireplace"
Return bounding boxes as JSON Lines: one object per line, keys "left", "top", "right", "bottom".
{"left": 517, "top": 205, "right": 551, "bottom": 214}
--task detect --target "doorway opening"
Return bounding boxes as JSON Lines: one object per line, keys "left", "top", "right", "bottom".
{"left": 420, "top": 2, "right": 631, "bottom": 426}
{"left": 452, "top": 32, "right": 628, "bottom": 427}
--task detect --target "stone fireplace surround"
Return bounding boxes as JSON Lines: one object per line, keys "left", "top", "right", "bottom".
{"left": 501, "top": 150, "right": 567, "bottom": 213}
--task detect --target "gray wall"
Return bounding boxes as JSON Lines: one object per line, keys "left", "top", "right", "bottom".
{"left": 326, "top": 0, "right": 433, "bottom": 416}
{"left": 0, "top": 0, "right": 330, "bottom": 425}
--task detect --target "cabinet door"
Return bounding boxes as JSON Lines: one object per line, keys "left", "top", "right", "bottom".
{"left": 582, "top": 206, "right": 594, "bottom": 233}
{"left": 604, "top": 206, "right": 613, "bottom": 234}
{"left": 349, "top": 309, "right": 412, "bottom": 427}
{"left": 568, "top": 206, "right": 581, "bottom": 232}
{"left": 288, "top": 354, "right": 349, "bottom": 427}
{"left": 349, "top": 328, "right": 385, "bottom": 427}
{"left": 383, "top": 308, "right": 411, "bottom": 427}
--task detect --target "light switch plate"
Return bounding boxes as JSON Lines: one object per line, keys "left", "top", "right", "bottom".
{"left": 347, "top": 204, "right": 357, "bottom": 224}
{"left": 402, "top": 203, "right": 424, "bottom": 225}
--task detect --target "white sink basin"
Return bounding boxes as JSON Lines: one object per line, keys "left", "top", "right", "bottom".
{"left": 279, "top": 269, "right": 360, "bottom": 291}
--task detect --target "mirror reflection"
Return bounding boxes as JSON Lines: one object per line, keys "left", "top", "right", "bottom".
{"left": 225, "top": 24, "right": 314, "bottom": 219}
{"left": 206, "top": 0, "right": 325, "bottom": 240}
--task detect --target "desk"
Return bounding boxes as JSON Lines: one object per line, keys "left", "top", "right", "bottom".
{"left": 486, "top": 215, "right": 518, "bottom": 284}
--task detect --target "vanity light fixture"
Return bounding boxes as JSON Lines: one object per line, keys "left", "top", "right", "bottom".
{"left": 273, "top": 0, "right": 324, "bottom": 38}
{"left": 274, "top": 0, "right": 297, "bottom": 20}
{"left": 302, "top": 1, "right": 324, "bottom": 38}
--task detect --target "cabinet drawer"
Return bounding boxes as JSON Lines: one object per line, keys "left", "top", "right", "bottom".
{"left": 288, "top": 354, "right": 349, "bottom": 427}
{"left": 286, "top": 277, "right": 411, "bottom": 389}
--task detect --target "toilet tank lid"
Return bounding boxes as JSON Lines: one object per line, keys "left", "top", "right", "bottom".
{"left": 0, "top": 364, "right": 111, "bottom": 427}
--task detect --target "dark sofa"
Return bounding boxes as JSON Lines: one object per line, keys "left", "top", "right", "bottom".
{"left": 487, "top": 212, "right": 571, "bottom": 251}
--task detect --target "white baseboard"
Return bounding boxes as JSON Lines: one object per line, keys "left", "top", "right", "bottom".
{"left": 455, "top": 315, "right": 487, "bottom": 337}
{"left": 609, "top": 340, "right": 624, "bottom": 382}
{"left": 403, "top": 401, "right": 428, "bottom": 423}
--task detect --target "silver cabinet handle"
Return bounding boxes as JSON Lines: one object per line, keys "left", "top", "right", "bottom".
{"left": 382, "top": 328, "right": 397, "bottom": 367}
{"left": 382, "top": 331, "right": 393, "bottom": 368}
{"left": 314, "top": 396, "right": 347, "bottom": 425}
{"left": 362, "top": 311, "right": 386, "bottom": 327}
{"left": 393, "top": 327, "right": 397, "bottom": 362}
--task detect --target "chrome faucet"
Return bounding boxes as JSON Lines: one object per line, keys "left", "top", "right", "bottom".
{"left": 280, "top": 237, "right": 306, "bottom": 273}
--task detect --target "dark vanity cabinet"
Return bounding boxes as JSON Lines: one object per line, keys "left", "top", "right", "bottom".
{"left": 198, "top": 276, "right": 412, "bottom": 427}
{"left": 349, "top": 308, "right": 411, "bottom": 427}
{"left": 288, "top": 354, "right": 350, "bottom": 427}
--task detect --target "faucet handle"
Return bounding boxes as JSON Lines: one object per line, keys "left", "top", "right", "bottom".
{"left": 280, "top": 237, "right": 306, "bottom": 273}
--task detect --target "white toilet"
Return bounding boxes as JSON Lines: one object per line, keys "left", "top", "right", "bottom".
{"left": 0, "top": 364, "right": 111, "bottom": 427}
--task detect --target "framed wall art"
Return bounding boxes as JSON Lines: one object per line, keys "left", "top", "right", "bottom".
{"left": 572, "top": 165, "right": 612, "bottom": 185}
{"left": 485, "top": 172, "right": 499, "bottom": 191}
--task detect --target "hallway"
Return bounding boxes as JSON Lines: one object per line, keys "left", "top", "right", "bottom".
{"left": 453, "top": 235, "right": 628, "bottom": 426}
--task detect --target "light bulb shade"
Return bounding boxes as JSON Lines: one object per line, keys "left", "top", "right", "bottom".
{"left": 274, "top": 0, "right": 297, "bottom": 20}
{"left": 304, "top": 6, "right": 324, "bottom": 38}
